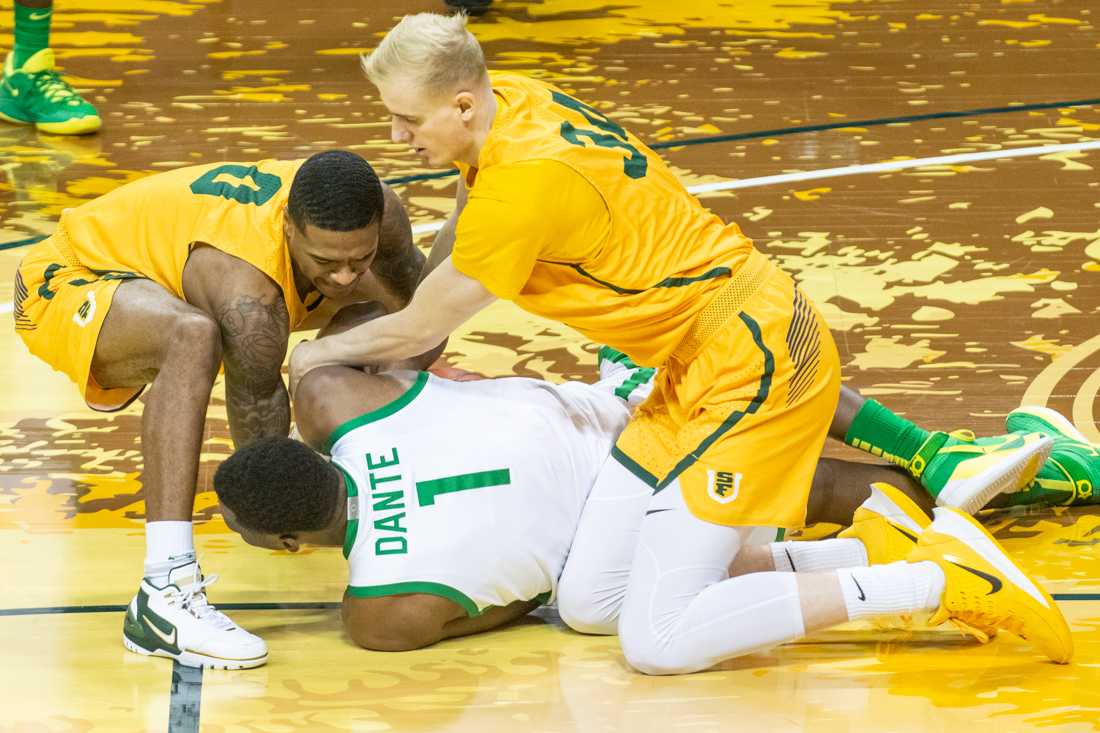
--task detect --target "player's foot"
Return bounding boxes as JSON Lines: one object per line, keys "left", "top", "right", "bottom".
{"left": 0, "top": 49, "right": 101, "bottom": 135}
{"left": 122, "top": 556, "right": 267, "bottom": 669}
{"left": 838, "top": 482, "right": 929, "bottom": 565}
{"left": 907, "top": 507, "right": 1073, "bottom": 663}
{"left": 913, "top": 430, "right": 1053, "bottom": 514}
{"left": 1005, "top": 406, "right": 1100, "bottom": 505}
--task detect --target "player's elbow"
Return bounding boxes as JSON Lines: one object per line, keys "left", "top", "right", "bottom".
{"left": 342, "top": 597, "right": 444, "bottom": 651}
{"left": 346, "top": 625, "right": 431, "bottom": 652}
{"left": 344, "top": 618, "right": 439, "bottom": 652}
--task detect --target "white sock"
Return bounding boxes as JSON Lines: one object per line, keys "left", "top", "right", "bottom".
{"left": 771, "top": 538, "right": 868, "bottom": 573}
{"left": 836, "top": 561, "right": 945, "bottom": 621}
{"left": 145, "top": 521, "right": 195, "bottom": 581}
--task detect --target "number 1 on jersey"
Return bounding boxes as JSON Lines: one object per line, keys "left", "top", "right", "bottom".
{"left": 416, "top": 468, "right": 511, "bottom": 507}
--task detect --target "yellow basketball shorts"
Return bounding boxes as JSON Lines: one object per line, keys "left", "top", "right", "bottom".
{"left": 613, "top": 250, "right": 841, "bottom": 529}
{"left": 13, "top": 235, "right": 143, "bottom": 411}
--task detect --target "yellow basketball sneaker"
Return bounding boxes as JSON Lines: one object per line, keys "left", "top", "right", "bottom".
{"left": 838, "top": 482, "right": 930, "bottom": 565}
{"left": 907, "top": 507, "right": 1073, "bottom": 663}
{"left": 0, "top": 49, "right": 101, "bottom": 135}
{"left": 914, "top": 430, "right": 1053, "bottom": 514}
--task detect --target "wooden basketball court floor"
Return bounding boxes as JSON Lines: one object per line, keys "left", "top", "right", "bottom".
{"left": 1, "top": 0, "right": 1099, "bottom": 730}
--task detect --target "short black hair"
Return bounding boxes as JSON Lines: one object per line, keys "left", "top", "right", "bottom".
{"left": 287, "top": 150, "right": 384, "bottom": 232}
{"left": 214, "top": 437, "right": 342, "bottom": 534}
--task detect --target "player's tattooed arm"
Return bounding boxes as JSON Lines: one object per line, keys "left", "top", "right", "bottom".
{"left": 369, "top": 184, "right": 425, "bottom": 309}
{"left": 216, "top": 290, "right": 291, "bottom": 448}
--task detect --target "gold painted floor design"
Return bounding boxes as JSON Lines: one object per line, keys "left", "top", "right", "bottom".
{"left": 2, "top": 0, "right": 1100, "bottom": 730}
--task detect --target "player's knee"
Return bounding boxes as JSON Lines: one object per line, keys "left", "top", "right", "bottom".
{"left": 619, "top": 627, "right": 698, "bottom": 676}
{"left": 170, "top": 312, "right": 222, "bottom": 367}
{"left": 556, "top": 579, "right": 618, "bottom": 636}
{"left": 620, "top": 640, "right": 686, "bottom": 676}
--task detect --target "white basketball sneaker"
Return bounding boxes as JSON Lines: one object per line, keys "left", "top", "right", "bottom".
{"left": 122, "top": 556, "right": 267, "bottom": 669}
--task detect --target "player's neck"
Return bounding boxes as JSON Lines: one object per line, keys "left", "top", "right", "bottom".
{"left": 290, "top": 260, "right": 317, "bottom": 302}
{"left": 329, "top": 466, "right": 352, "bottom": 546}
{"left": 459, "top": 82, "right": 498, "bottom": 168}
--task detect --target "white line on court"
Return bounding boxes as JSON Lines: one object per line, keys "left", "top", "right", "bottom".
{"left": 1, "top": 139, "right": 1096, "bottom": 301}
{"left": 409, "top": 139, "right": 1100, "bottom": 237}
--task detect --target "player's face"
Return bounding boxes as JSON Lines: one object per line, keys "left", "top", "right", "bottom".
{"left": 220, "top": 504, "right": 294, "bottom": 552}
{"left": 378, "top": 76, "right": 473, "bottom": 168}
{"left": 285, "top": 216, "right": 380, "bottom": 299}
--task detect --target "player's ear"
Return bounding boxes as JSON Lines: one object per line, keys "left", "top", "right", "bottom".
{"left": 280, "top": 535, "right": 301, "bottom": 553}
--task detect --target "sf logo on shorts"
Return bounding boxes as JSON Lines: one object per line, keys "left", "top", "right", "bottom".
{"left": 707, "top": 470, "right": 743, "bottom": 504}
{"left": 73, "top": 291, "right": 96, "bottom": 327}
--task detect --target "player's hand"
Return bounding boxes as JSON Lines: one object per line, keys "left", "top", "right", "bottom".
{"left": 288, "top": 339, "right": 329, "bottom": 397}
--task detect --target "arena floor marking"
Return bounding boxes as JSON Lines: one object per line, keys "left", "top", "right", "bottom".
{"left": 405, "top": 139, "right": 1100, "bottom": 238}
{"left": 380, "top": 96, "right": 1100, "bottom": 188}
{"left": 168, "top": 662, "right": 203, "bottom": 733}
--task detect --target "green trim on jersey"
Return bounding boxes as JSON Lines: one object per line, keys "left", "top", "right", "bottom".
{"left": 548, "top": 262, "right": 731, "bottom": 295}
{"left": 346, "top": 581, "right": 481, "bottom": 617}
{"left": 614, "top": 367, "right": 656, "bottom": 401}
{"left": 597, "top": 345, "right": 638, "bottom": 369}
{"left": 340, "top": 465, "right": 360, "bottom": 560}
{"left": 324, "top": 371, "right": 430, "bottom": 453}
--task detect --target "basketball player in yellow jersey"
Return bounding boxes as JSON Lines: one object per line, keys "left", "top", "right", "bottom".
{"left": 13, "top": 150, "right": 432, "bottom": 669}
{"left": 289, "top": 14, "right": 1073, "bottom": 671}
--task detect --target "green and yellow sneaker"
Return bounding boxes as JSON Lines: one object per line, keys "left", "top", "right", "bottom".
{"left": 911, "top": 430, "right": 1053, "bottom": 514}
{"left": 1003, "top": 406, "right": 1100, "bottom": 506}
{"left": 0, "top": 49, "right": 101, "bottom": 135}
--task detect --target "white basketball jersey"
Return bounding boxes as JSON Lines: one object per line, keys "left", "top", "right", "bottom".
{"left": 332, "top": 366, "right": 651, "bottom": 617}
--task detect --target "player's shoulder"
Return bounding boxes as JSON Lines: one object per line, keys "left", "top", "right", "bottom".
{"left": 299, "top": 370, "right": 425, "bottom": 453}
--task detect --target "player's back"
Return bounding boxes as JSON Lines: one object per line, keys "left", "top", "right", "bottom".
{"left": 457, "top": 73, "right": 756, "bottom": 365}
{"left": 334, "top": 372, "right": 631, "bottom": 613}
{"left": 48, "top": 159, "right": 306, "bottom": 315}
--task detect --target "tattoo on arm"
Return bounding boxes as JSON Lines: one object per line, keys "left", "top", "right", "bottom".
{"left": 371, "top": 242, "right": 425, "bottom": 305}
{"left": 216, "top": 293, "right": 291, "bottom": 447}
{"left": 371, "top": 184, "right": 424, "bottom": 307}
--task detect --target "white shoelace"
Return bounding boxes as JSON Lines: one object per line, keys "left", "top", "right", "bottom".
{"left": 171, "top": 573, "right": 239, "bottom": 632}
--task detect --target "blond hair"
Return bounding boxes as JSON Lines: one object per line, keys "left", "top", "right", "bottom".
{"left": 361, "top": 13, "right": 487, "bottom": 94}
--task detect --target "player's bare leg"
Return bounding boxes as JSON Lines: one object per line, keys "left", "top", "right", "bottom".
{"left": 92, "top": 279, "right": 267, "bottom": 669}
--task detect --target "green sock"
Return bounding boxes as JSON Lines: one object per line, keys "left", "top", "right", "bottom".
{"left": 12, "top": 3, "right": 53, "bottom": 68}
{"left": 844, "top": 399, "right": 931, "bottom": 470}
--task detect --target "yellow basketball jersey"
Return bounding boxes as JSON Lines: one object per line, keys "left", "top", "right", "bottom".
{"left": 451, "top": 72, "right": 754, "bottom": 367}
{"left": 49, "top": 158, "right": 314, "bottom": 326}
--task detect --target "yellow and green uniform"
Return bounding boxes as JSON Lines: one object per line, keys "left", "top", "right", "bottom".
{"left": 451, "top": 73, "right": 841, "bottom": 529}
{"left": 13, "top": 159, "right": 313, "bottom": 410}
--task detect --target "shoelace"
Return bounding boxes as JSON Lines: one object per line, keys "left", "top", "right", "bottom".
{"left": 170, "top": 573, "right": 239, "bottom": 631}
{"left": 30, "top": 69, "right": 81, "bottom": 105}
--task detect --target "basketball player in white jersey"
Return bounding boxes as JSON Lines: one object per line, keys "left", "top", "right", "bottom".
{"left": 213, "top": 348, "right": 1070, "bottom": 660}
{"left": 214, "top": 346, "right": 658, "bottom": 650}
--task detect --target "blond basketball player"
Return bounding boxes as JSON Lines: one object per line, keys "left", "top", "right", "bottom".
{"left": 12, "top": 150, "right": 431, "bottom": 669}
{"left": 287, "top": 15, "right": 1072, "bottom": 670}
